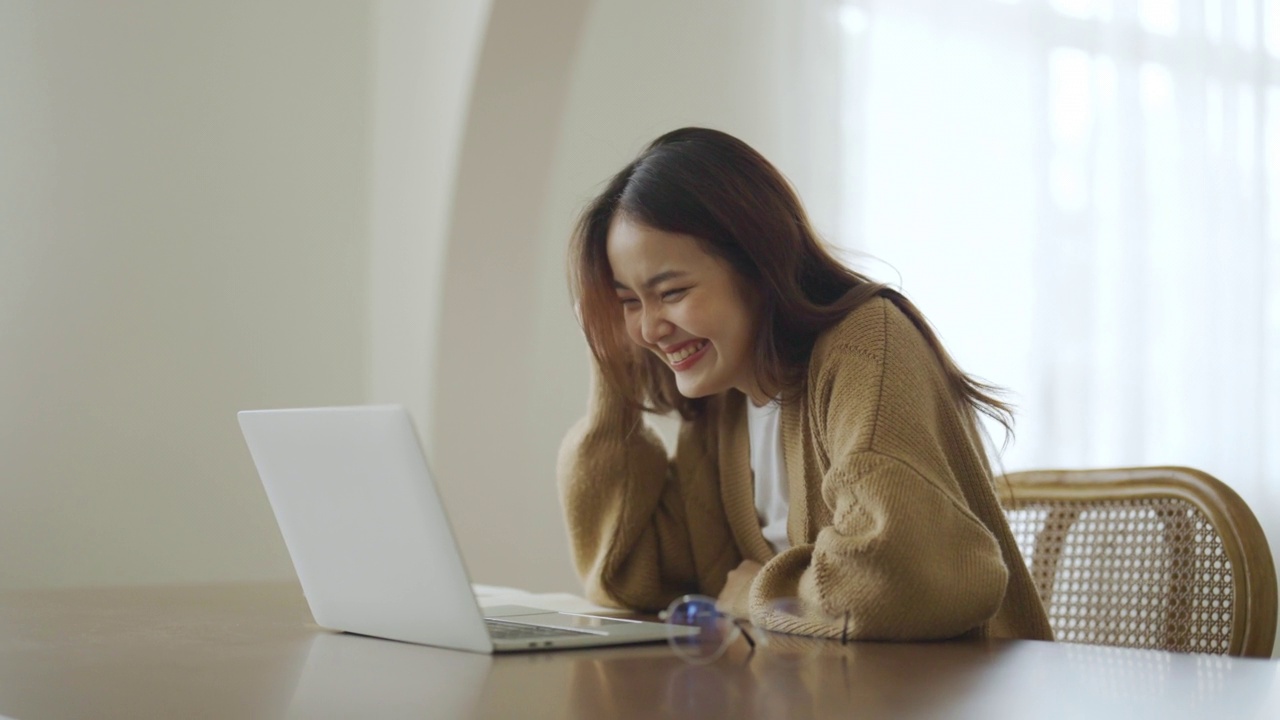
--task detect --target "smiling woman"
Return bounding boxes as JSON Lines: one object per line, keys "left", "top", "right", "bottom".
{"left": 557, "top": 127, "right": 1055, "bottom": 643}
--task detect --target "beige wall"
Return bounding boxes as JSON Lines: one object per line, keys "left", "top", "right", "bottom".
{"left": 0, "top": 0, "right": 822, "bottom": 593}
{"left": 367, "top": 0, "right": 491, "bottom": 444}
{"left": 0, "top": 1, "right": 373, "bottom": 588}
{"left": 0, "top": 0, "right": 490, "bottom": 589}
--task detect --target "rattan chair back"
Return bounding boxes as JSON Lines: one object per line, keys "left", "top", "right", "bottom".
{"left": 999, "top": 467, "right": 1277, "bottom": 658}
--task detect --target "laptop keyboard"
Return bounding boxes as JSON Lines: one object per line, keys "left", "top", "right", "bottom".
{"left": 485, "top": 619, "right": 596, "bottom": 640}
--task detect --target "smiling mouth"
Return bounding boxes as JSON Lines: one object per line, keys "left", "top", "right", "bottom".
{"left": 665, "top": 340, "right": 709, "bottom": 369}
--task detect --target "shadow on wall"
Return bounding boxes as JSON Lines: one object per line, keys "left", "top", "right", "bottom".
{"left": 431, "top": 0, "right": 594, "bottom": 594}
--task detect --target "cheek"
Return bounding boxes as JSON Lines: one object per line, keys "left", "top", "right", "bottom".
{"left": 622, "top": 314, "right": 645, "bottom": 345}
{"left": 721, "top": 302, "right": 757, "bottom": 357}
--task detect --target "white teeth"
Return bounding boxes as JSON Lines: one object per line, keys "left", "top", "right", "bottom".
{"left": 667, "top": 341, "right": 706, "bottom": 364}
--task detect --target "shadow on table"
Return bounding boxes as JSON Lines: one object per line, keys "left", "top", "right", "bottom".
{"left": 563, "top": 632, "right": 1279, "bottom": 719}
{"left": 563, "top": 631, "right": 1012, "bottom": 720}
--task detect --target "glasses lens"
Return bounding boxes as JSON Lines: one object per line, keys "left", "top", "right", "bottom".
{"left": 665, "top": 596, "right": 738, "bottom": 664}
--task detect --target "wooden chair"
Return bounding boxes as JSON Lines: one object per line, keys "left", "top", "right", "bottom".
{"left": 998, "top": 466, "right": 1277, "bottom": 658}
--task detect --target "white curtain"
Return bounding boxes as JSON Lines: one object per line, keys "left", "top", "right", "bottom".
{"left": 789, "top": 0, "right": 1278, "bottom": 504}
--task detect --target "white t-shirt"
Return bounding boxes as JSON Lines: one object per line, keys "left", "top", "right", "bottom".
{"left": 746, "top": 398, "right": 790, "bottom": 553}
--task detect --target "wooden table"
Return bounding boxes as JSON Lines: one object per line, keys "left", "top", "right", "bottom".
{"left": 1, "top": 583, "right": 1277, "bottom": 719}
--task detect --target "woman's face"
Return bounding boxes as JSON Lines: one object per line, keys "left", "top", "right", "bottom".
{"left": 605, "top": 215, "right": 764, "bottom": 403}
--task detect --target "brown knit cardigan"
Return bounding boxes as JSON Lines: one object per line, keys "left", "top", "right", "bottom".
{"left": 558, "top": 296, "right": 1053, "bottom": 641}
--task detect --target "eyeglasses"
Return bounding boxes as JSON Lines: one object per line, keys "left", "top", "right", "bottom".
{"left": 661, "top": 595, "right": 756, "bottom": 664}
{"left": 661, "top": 594, "right": 851, "bottom": 664}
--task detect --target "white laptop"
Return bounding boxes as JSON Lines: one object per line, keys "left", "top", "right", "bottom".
{"left": 237, "top": 405, "right": 692, "bottom": 654}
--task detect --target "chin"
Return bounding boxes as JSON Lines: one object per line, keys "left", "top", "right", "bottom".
{"left": 674, "top": 379, "right": 723, "bottom": 400}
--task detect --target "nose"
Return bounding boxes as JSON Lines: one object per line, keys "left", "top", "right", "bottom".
{"left": 638, "top": 303, "right": 672, "bottom": 345}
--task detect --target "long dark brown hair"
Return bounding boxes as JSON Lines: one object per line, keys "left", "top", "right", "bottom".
{"left": 569, "top": 127, "right": 1013, "bottom": 438}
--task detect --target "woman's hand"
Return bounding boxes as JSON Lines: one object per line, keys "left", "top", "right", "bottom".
{"left": 717, "top": 560, "right": 763, "bottom": 617}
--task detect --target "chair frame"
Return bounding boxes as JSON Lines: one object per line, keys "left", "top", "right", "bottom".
{"left": 999, "top": 466, "right": 1278, "bottom": 658}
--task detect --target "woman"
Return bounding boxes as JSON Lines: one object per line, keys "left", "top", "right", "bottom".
{"left": 558, "top": 127, "right": 1052, "bottom": 642}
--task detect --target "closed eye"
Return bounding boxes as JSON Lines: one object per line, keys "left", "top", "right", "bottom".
{"left": 661, "top": 288, "right": 689, "bottom": 301}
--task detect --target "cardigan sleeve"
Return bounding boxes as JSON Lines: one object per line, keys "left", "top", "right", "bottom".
{"left": 745, "top": 306, "right": 1010, "bottom": 641}
{"left": 556, "top": 363, "right": 701, "bottom": 612}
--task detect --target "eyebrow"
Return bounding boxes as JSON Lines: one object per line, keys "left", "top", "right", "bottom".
{"left": 613, "top": 270, "right": 689, "bottom": 292}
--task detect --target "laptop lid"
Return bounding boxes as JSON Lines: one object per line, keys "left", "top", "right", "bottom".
{"left": 238, "top": 405, "right": 495, "bottom": 653}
